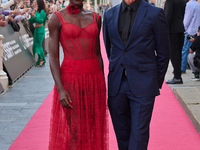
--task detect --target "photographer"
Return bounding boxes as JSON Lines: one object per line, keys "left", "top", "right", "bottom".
{"left": 0, "top": 7, "right": 15, "bottom": 27}
{"left": 181, "top": 0, "right": 200, "bottom": 74}
{"left": 187, "top": 26, "right": 200, "bottom": 81}
{"left": 0, "top": 14, "right": 7, "bottom": 26}
{"left": 1, "top": 0, "right": 16, "bottom": 10}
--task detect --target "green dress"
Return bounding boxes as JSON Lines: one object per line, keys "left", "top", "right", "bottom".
{"left": 30, "top": 9, "right": 47, "bottom": 66}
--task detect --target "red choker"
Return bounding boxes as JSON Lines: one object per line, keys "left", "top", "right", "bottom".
{"left": 67, "top": 4, "right": 81, "bottom": 15}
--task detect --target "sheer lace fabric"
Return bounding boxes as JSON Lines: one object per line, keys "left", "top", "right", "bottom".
{"left": 48, "top": 12, "right": 108, "bottom": 150}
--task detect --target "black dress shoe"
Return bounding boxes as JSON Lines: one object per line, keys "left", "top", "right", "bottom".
{"left": 166, "top": 78, "right": 183, "bottom": 84}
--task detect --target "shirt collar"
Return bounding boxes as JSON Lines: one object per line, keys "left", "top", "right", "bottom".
{"left": 121, "top": 0, "right": 142, "bottom": 12}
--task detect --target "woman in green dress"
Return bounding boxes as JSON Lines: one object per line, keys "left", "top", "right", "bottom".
{"left": 30, "top": 0, "right": 47, "bottom": 67}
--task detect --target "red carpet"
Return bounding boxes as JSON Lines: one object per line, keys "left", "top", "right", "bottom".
{"left": 9, "top": 32, "right": 200, "bottom": 150}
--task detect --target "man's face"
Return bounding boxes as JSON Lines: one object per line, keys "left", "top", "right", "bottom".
{"left": 26, "top": 0, "right": 30, "bottom": 6}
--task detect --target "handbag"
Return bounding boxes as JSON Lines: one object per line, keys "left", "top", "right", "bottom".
{"left": 193, "top": 54, "right": 200, "bottom": 68}
{"left": 29, "top": 20, "right": 35, "bottom": 36}
{"left": 9, "top": 21, "right": 20, "bottom": 32}
{"left": 21, "top": 18, "right": 33, "bottom": 37}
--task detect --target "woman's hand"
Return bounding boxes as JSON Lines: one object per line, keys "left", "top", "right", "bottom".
{"left": 31, "top": 10, "right": 36, "bottom": 17}
{"left": 59, "top": 89, "right": 72, "bottom": 109}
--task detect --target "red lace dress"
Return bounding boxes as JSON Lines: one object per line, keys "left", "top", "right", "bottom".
{"left": 48, "top": 12, "right": 108, "bottom": 150}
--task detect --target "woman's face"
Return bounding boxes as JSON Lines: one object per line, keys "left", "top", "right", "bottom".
{"left": 32, "top": 0, "right": 38, "bottom": 9}
{"left": 32, "top": 0, "right": 37, "bottom": 7}
{"left": 69, "top": 0, "right": 84, "bottom": 6}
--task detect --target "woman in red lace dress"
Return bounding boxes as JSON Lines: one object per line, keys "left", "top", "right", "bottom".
{"left": 48, "top": 0, "right": 108, "bottom": 149}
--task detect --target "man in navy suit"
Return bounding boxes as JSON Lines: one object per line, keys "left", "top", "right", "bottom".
{"left": 103, "top": 0, "right": 170, "bottom": 149}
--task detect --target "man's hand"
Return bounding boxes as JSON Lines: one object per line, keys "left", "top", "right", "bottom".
{"left": 0, "top": 15, "right": 4, "bottom": 20}
{"left": 0, "top": 20, "right": 7, "bottom": 26}
{"left": 190, "top": 48, "right": 194, "bottom": 54}
{"left": 12, "top": 9, "right": 21, "bottom": 15}
{"left": 18, "top": 1, "right": 24, "bottom": 8}
{"left": 21, "top": 8, "right": 29, "bottom": 15}
{"left": 7, "top": 15, "right": 14, "bottom": 22}
{"left": 189, "top": 37, "right": 195, "bottom": 42}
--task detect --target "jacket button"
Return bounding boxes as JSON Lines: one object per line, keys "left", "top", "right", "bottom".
{"left": 124, "top": 50, "right": 127, "bottom": 53}
{"left": 121, "top": 63, "right": 123, "bottom": 67}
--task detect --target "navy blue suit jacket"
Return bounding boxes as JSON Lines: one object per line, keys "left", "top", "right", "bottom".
{"left": 103, "top": 0, "right": 170, "bottom": 97}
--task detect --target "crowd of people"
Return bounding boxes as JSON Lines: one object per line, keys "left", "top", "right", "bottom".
{"left": 0, "top": 0, "right": 65, "bottom": 67}
{"left": 0, "top": 1, "right": 199, "bottom": 80}
{"left": 0, "top": 0, "right": 72, "bottom": 28}
{"left": 0, "top": 0, "right": 111, "bottom": 27}
{"left": 164, "top": 0, "right": 200, "bottom": 83}
{"left": 142, "top": 1, "right": 200, "bottom": 82}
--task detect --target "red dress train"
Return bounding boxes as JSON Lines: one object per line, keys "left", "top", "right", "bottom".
{"left": 48, "top": 11, "right": 108, "bottom": 150}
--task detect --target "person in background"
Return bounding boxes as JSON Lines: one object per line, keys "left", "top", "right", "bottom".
{"left": 165, "top": 0, "right": 186, "bottom": 84}
{"left": 161, "top": 1, "right": 165, "bottom": 9}
{"left": 55, "top": 0, "right": 61, "bottom": 11}
{"left": 181, "top": 0, "right": 200, "bottom": 73}
{"left": 45, "top": 1, "right": 51, "bottom": 16}
{"left": 150, "top": 0, "right": 155, "bottom": 5}
{"left": 24, "top": 0, "right": 31, "bottom": 8}
{"left": 29, "top": 0, "right": 37, "bottom": 35}
{"left": 30, "top": 0, "right": 47, "bottom": 67}
{"left": 1, "top": 0, "right": 16, "bottom": 10}
{"left": 187, "top": 26, "right": 200, "bottom": 81}
{"left": 0, "top": 13, "right": 7, "bottom": 26}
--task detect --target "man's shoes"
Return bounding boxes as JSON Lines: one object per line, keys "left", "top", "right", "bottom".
{"left": 191, "top": 73, "right": 200, "bottom": 81}
{"left": 166, "top": 78, "right": 183, "bottom": 84}
{"left": 181, "top": 71, "right": 186, "bottom": 74}
{"left": 191, "top": 77, "right": 200, "bottom": 81}
{"left": 172, "top": 71, "right": 186, "bottom": 74}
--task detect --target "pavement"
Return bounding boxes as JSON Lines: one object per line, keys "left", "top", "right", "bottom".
{"left": 0, "top": 51, "right": 199, "bottom": 150}
{"left": 165, "top": 62, "right": 200, "bottom": 135}
{"left": 0, "top": 54, "right": 55, "bottom": 150}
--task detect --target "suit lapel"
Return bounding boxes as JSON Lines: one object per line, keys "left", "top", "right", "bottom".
{"left": 113, "top": 4, "right": 126, "bottom": 49}
{"left": 125, "top": 0, "right": 148, "bottom": 48}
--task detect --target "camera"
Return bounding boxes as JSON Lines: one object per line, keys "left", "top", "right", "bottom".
{"left": 187, "top": 34, "right": 197, "bottom": 40}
